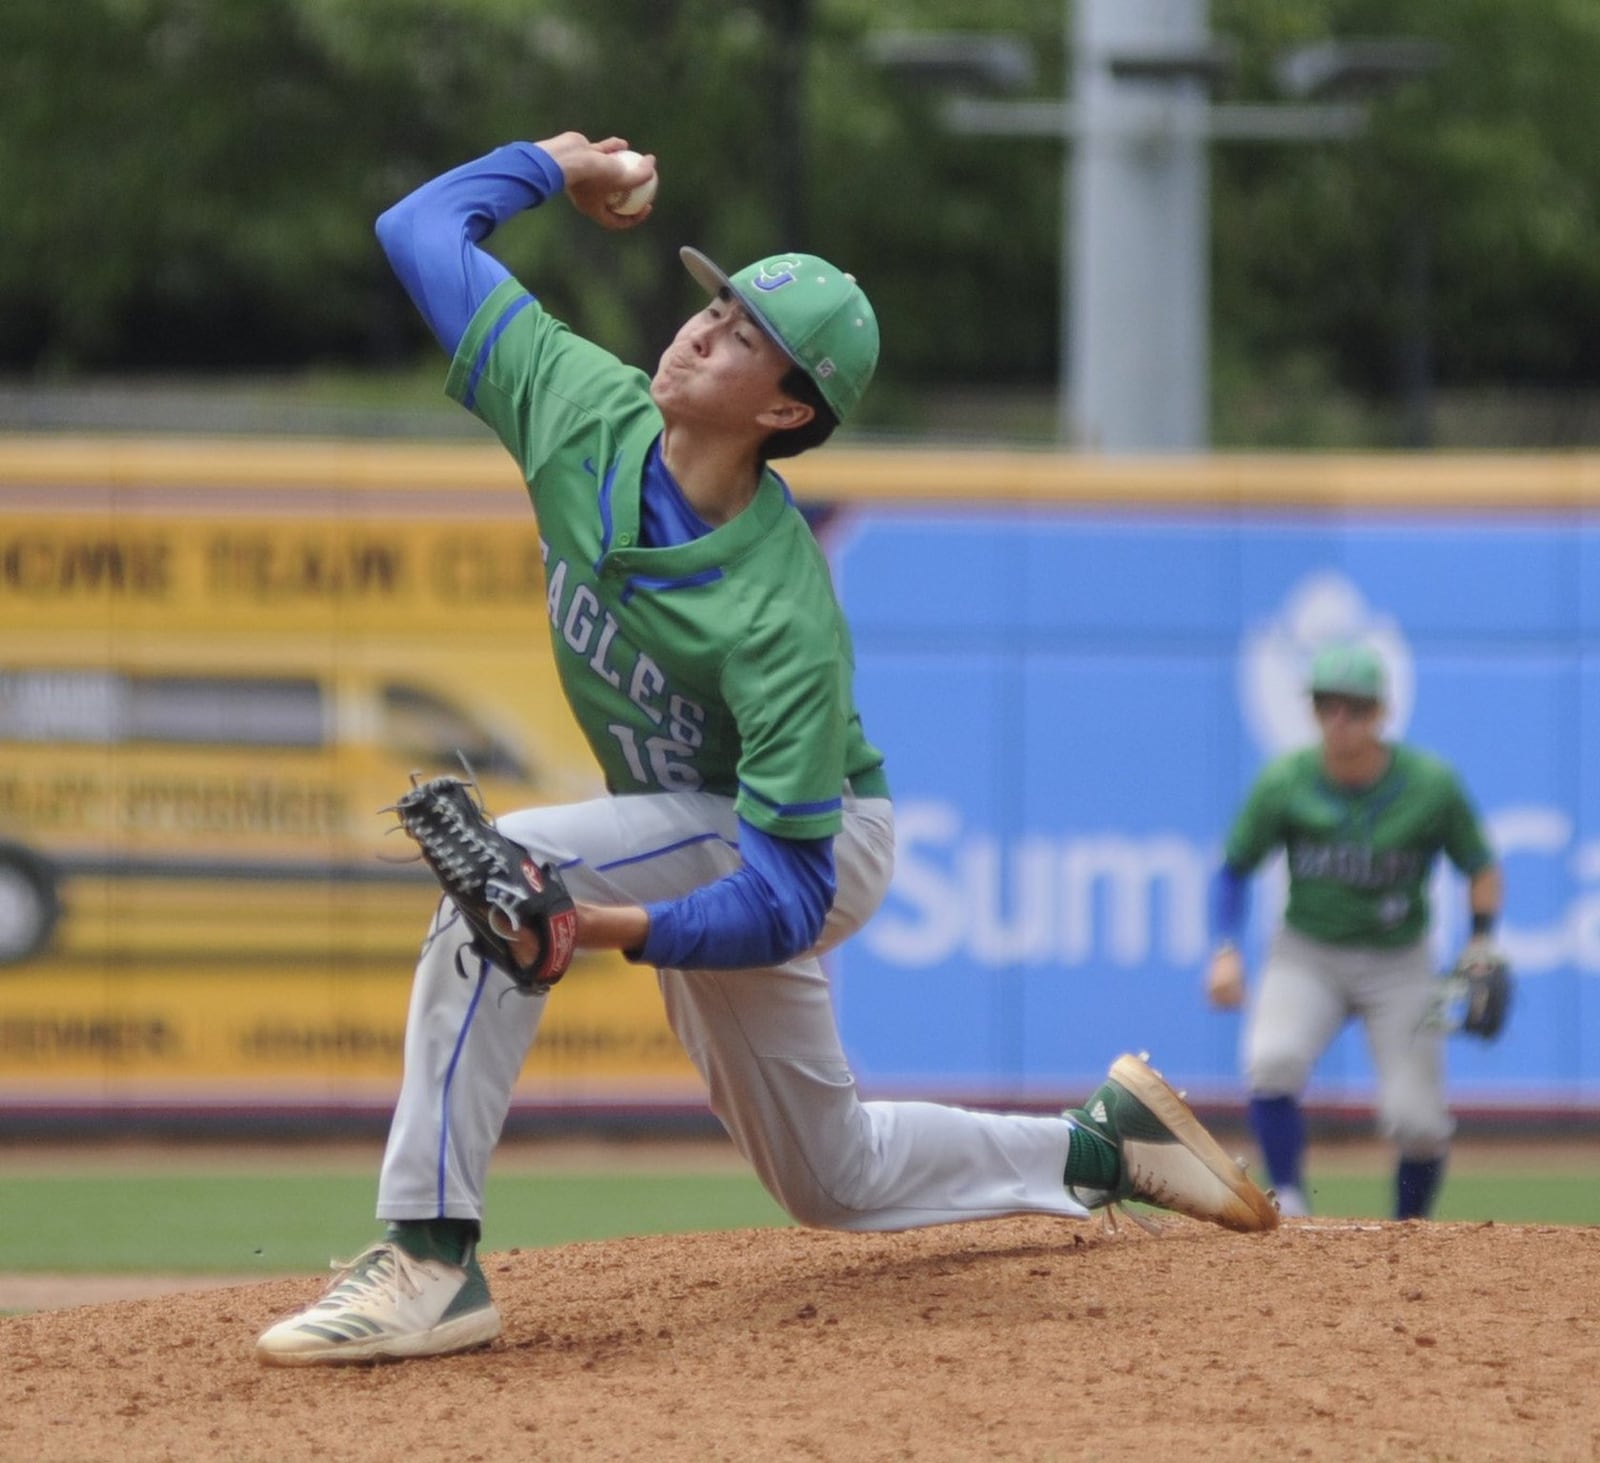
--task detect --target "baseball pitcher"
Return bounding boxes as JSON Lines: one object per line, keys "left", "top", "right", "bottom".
{"left": 257, "top": 132, "right": 1276, "bottom": 1366}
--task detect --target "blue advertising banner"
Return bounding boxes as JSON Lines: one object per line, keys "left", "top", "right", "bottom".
{"left": 828, "top": 511, "right": 1599, "bottom": 1113}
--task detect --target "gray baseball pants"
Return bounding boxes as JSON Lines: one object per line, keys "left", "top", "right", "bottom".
{"left": 375, "top": 790, "right": 1089, "bottom": 1230}
{"left": 1244, "top": 926, "right": 1453, "bottom": 1158}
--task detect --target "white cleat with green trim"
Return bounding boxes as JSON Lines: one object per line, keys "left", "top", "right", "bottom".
{"left": 1069, "top": 1052, "right": 1280, "bottom": 1233}
{"left": 256, "top": 1241, "right": 501, "bottom": 1366}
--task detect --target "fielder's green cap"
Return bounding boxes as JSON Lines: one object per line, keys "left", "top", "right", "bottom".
{"left": 680, "top": 247, "right": 879, "bottom": 424}
{"left": 1309, "top": 643, "right": 1387, "bottom": 700}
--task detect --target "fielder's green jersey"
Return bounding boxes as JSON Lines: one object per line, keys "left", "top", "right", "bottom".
{"left": 445, "top": 278, "right": 886, "bottom": 840}
{"left": 1224, "top": 744, "right": 1493, "bottom": 948}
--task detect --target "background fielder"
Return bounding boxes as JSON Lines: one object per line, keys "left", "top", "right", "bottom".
{"left": 1206, "top": 643, "right": 1505, "bottom": 1220}
{"left": 256, "top": 130, "right": 1275, "bottom": 1366}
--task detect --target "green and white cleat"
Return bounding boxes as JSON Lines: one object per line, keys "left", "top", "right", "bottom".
{"left": 256, "top": 1240, "right": 502, "bottom": 1366}
{"left": 1069, "top": 1052, "right": 1279, "bottom": 1234}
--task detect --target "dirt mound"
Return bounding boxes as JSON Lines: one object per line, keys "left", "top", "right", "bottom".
{"left": 3, "top": 1216, "right": 1596, "bottom": 1462}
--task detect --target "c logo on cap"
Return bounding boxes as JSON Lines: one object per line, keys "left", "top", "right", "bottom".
{"left": 752, "top": 259, "right": 801, "bottom": 292}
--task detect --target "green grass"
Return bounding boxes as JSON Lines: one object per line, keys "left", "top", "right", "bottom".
{"left": 0, "top": 1171, "right": 790, "bottom": 1275}
{"left": 1287, "top": 1172, "right": 1600, "bottom": 1226}
{"left": 2, "top": 1159, "right": 1594, "bottom": 1277}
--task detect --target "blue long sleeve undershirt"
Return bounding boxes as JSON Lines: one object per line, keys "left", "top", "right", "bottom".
{"left": 1210, "top": 862, "right": 1250, "bottom": 943}
{"left": 641, "top": 820, "right": 835, "bottom": 972}
{"left": 375, "top": 142, "right": 838, "bottom": 970}
{"left": 374, "top": 142, "right": 554, "bottom": 354}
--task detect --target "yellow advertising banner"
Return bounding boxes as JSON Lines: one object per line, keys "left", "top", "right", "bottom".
{"left": 0, "top": 442, "right": 703, "bottom": 1111}
{"left": 0, "top": 958, "right": 701, "bottom": 1107}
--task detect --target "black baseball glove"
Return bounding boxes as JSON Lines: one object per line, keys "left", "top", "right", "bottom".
{"left": 1450, "top": 939, "right": 1514, "bottom": 1041}
{"left": 390, "top": 775, "right": 577, "bottom": 994}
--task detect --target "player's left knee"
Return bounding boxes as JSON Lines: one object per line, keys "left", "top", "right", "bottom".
{"left": 774, "top": 1188, "right": 855, "bottom": 1230}
{"left": 751, "top": 1130, "right": 881, "bottom": 1228}
{"left": 754, "top": 1163, "right": 868, "bottom": 1229}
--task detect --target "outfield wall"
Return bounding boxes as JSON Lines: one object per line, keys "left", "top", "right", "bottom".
{"left": 1, "top": 437, "right": 1596, "bottom": 1123}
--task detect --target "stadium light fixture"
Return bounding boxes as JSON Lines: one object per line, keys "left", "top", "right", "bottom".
{"left": 1105, "top": 39, "right": 1238, "bottom": 86}
{"left": 861, "top": 31, "right": 1037, "bottom": 96}
{"left": 1275, "top": 39, "right": 1449, "bottom": 101}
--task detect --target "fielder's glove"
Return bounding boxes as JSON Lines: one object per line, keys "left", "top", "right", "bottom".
{"left": 1440, "top": 934, "right": 1510, "bottom": 1037}
{"left": 389, "top": 774, "right": 577, "bottom": 995}
{"left": 1452, "top": 939, "right": 1513, "bottom": 1041}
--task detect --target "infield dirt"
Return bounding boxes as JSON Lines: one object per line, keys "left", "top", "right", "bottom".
{"left": 3, "top": 1214, "right": 1596, "bottom": 1462}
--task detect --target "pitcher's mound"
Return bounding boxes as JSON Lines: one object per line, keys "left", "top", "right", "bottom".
{"left": 4, "top": 1216, "right": 1595, "bottom": 1461}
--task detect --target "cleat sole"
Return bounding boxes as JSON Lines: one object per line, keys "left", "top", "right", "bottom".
{"left": 1109, "top": 1054, "right": 1279, "bottom": 1234}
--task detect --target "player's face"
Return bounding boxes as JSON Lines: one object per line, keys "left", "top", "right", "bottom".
{"left": 1312, "top": 692, "right": 1383, "bottom": 755}
{"left": 651, "top": 291, "right": 808, "bottom": 433}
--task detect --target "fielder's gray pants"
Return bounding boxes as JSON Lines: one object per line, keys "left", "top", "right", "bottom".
{"left": 1243, "top": 926, "right": 1453, "bottom": 1159}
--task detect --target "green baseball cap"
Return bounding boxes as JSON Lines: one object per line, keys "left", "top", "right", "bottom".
{"left": 1308, "top": 643, "right": 1387, "bottom": 700}
{"left": 680, "top": 247, "right": 879, "bottom": 424}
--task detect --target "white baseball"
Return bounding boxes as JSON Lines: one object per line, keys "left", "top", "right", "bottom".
{"left": 606, "top": 150, "right": 657, "bottom": 216}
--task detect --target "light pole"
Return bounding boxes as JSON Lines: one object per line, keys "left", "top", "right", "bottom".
{"left": 871, "top": 3, "right": 1440, "bottom": 452}
{"left": 1066, "top": 0, "right": 1216, "bottom": 450}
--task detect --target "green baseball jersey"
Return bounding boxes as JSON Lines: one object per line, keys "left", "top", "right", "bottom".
{"left": 445, "top": 278, "right": 886, "bottom": 840}
{"left": 1224, "top": 744, "right": 1493, "bottom": 948}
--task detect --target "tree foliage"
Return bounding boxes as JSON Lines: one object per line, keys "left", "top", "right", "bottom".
{"left": 1, "top": 0, "right": 1597, "bottom": 426}
{"left": 1212, "top": 0, "right": 1600, "bottom": 396}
